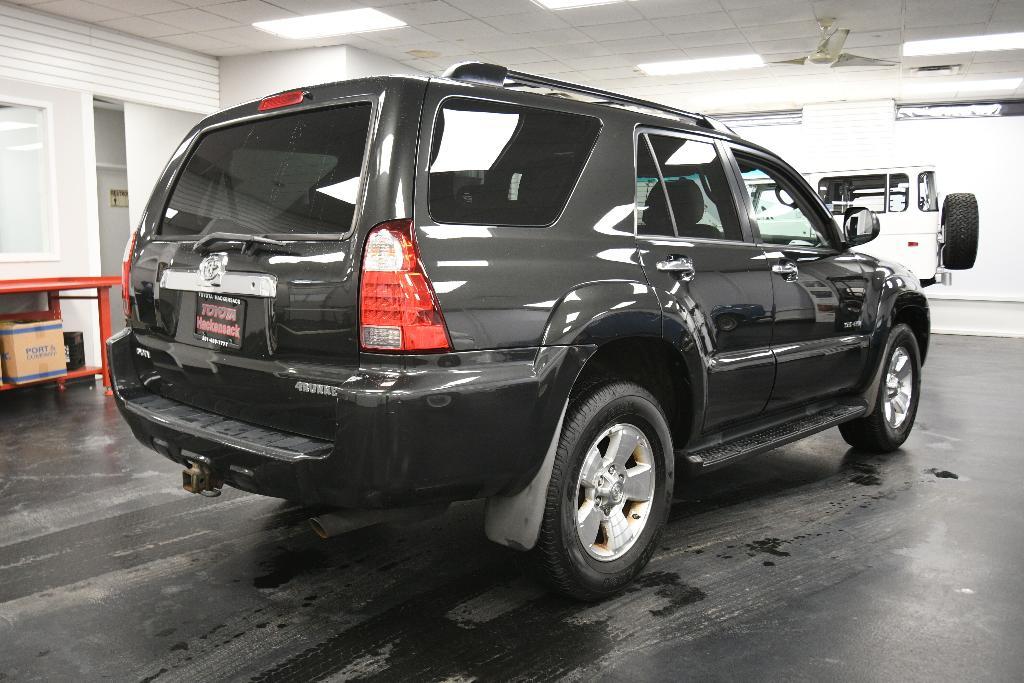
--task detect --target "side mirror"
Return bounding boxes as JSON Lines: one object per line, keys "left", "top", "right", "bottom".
{"left": 843, "top": 206, "right": 880, "bottom": 246}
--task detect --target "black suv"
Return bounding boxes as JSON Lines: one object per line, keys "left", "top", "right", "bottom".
{"left": 109, "top": 62, "right": 929, "bottom": 600}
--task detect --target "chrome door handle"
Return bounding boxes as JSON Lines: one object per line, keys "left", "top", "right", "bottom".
{"left": 772, "top": 260, "right": 799, "bottom": 282}
{"left": 656, "top": 255, "right": 695, "bottom": 280}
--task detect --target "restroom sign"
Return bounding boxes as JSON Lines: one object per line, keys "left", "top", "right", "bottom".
{"left": 110, "top": 189, "right": 128, "bottom": 207}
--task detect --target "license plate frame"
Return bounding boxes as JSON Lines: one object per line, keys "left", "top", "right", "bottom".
{"left": 194, "top": 292, "right": 245, "bottom": 350}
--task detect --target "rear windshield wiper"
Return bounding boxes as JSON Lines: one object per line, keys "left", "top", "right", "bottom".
{"left": 192, "top": 232, "right": 297, "bottom": 255}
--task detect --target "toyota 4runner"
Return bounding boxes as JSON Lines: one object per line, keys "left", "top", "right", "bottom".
{"left": 110, "top": 62, "right": 931, "bottom": 600}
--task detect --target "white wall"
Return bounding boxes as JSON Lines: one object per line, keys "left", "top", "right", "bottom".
{"left": 123, "top": 103, "right": 203, "bottom": 230}
{"left": 738, "top": 107, "right": 1024, "bottom": 337}
{"left": 219, "top": 45, "right": 424, "bottom": 109}
{"left": 0, "top": 3, "right": 218, "bottom": 115}
{"left": 0, "top": 77, "right": 101, "bottom": 364}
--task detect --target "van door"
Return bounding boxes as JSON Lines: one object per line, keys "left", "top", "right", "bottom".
{"left": 727, "top": 147, "right": 873, "bottom": 410}
{"left": 635, "top": 131, "right": 775, "bottom": 432}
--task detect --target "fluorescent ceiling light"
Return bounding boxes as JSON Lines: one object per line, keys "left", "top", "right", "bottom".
{"left": 253, "top": 8, "right": 405, "bottom": 39}
{"left": 902, "top": 78, "right": 1023, "bottom": 95}
{"left": 7, "top": 142, "right": 42, "bottom": 151}
{"left": 903, "top": 31, "right": 1024, "bottom": 57}
{"left": 533, "top": 0, "right": 634, "bottom": 8}
{"left": 639, "top": 54, "right": 765, "bottom": 76}
{"left": 0, "top": 121, "right": 36, "bottom": 132}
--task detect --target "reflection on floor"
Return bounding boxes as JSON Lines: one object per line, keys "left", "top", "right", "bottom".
{"left": 1, "top": 335, "right": 1022, "bottom": 681}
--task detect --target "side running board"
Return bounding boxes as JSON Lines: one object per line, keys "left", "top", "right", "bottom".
{"left": 680, "top": 402, "right": 867, "bottom": 471}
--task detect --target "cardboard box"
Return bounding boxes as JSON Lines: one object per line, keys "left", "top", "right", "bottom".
{"left": 0, "top": 319, "right": 67, "bottom": 385}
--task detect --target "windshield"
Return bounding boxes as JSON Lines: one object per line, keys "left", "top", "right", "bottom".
{"left": 160, "top": 103, "right": 372, "bottom": 238}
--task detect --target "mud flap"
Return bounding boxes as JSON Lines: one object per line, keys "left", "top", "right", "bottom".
{"left": 483, "top": 401, "right": 569, "bottom": 551}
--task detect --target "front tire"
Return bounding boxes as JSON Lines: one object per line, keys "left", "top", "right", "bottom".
{"left": 532, "top": 381, "right": 673, "bottom": 601}
{"left": 839, "top": 323, "right": 922, "bottom": 453}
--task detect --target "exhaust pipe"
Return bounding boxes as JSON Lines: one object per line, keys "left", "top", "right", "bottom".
{"left": 182, "top": 461, "right": 223, "bottom": 497}
{"left": 310, "top": 504, "right": 448, "bottom": 539}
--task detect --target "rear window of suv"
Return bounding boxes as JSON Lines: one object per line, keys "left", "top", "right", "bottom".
{"left": 160, "top": 103, "right": 372, "bottom": 238}
{"left": 427, "top": 98, "right": 601, "bottom": 226}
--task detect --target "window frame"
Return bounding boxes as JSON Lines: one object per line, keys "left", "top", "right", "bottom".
{"left": 724, "top": 144, "right": 842, "bottom": 253}
{"left": 153, "top": 96, "right": 378, "bottom": 242}
{"left": 633, "top": 126, "right": 754, "bottom": 245}
{"left": 425, "top": 95, "right": 603, "bottom": 228}
{"left": 0, "top": 95, "right": 60, "bottom": 263}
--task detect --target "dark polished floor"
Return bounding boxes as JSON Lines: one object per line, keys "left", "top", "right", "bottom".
{"left": 1, "top": 334, "right": 1022, "bottom": 682}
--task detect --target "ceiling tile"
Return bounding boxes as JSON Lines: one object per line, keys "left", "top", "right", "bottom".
{"left": 203, "top": 1, "right": 297, "bottom": 23}
{"left": 33, "top": 0, "right": 129, "bottom": 22}
{"left": 597, "top": 34, "right": 678, "bottom": 54}
{"left": 159, "top": 31, "right": 238, "bottom": 51}
{"left": 670, "top": 28, "right": 749, "bottom": 48}
{"left": 385, "top": 1, "right": 472, "bottom": 26}
{"left": 420, "top": 18, "right": 501, "bottom": 41}
{"left": 740, "top": 20, "right": 822, "bottom": 43}
{"left": 578, "top": 20, "right": 660, "bottom": 42}
{"left": 636, "top": 0, "right": 725, "bottom": 20}
{"left": 728, "top": 2, "right": 816, "bottom": 27}
{"left": 97, "top": 15, "right": 185, "bottom": 38}
{"left": 260, "top": 0, "right": 363, "bottom": 13}
{"left": 88, "top": 0, "right": 188, "bottom": 14}
{"left": 538, "top": 42, "right": 613, "bottom": 60}
{"left": 444, "top": 0, "right": 535, "bottom": 18}
{"left": 556, "top": 2, "right": 644, "bottom": 27}
{"left": 482, "top": 10, "right": 570, "bottom": 35}
{"left": 147, "top": 8, "right": 240, "bottom": 31}
{"left": 658, "top": 11, "right": 737, "bottom": 35}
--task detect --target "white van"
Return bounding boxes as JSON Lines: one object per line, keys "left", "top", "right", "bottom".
{"left": 803, "top": 166, "right": 978, "bottom": 286}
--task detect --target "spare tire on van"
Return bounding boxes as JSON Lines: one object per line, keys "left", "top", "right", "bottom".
{"left": 942, "top": 193, "right": 979, "bottom": 270}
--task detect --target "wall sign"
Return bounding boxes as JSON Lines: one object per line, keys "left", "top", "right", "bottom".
{"left": 109, "top": 189, "right": 128, "bottom": 208}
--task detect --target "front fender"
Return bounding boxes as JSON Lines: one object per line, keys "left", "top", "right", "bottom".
{"left": 860, "top": 262, "right": 929, "bottom": 412}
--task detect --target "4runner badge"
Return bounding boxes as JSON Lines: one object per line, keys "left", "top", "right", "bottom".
{"left": 198, "top": 253, "right": 228, "bottom": 286}
{"left": 295, "top": 381, "right": 340, "bottom": 397}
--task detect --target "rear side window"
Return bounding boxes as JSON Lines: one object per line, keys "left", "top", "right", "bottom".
{"left": 427, "top": 98, "right": 601, "bottom": 226}
{"left": 645, "top": 134, "right": 742, "bottom": 241}
{"left": 160, "top": 103, "right": 372, "bottom": 238}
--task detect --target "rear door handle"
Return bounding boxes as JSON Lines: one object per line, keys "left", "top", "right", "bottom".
{"left": 772, "top": 260, "right": 799, "bottom": 282}
{"left": 656, "top": 255, "right": 695, "bottom": 280}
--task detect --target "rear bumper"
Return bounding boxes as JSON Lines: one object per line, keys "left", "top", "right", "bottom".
{"left": 107, "top": 329, "right": 591, "bottom": 507}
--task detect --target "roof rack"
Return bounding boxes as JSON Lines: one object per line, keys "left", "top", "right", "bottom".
{"left": 442, "top": 61, "right": 734, "bottom": 135}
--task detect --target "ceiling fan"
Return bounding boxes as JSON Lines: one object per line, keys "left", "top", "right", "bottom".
{"left": 771, "top": 19, "right": 897, "bottom": 68}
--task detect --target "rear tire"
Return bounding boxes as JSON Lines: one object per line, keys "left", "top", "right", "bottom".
{"left": 532, "top": 381, "right": 673, "bottom": 601}
{"left": 941, "top": 193, "right": 979, "bottom": 270}
{"left": 839, "top": 324, "right": 921, "bottom": 453}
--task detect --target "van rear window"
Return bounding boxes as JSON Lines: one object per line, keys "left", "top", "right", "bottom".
{"left": 160, "top": 103, "right": 371, "bottom": 238}
{"left": 427, "top": 98, "right": 601, "bottom": 227}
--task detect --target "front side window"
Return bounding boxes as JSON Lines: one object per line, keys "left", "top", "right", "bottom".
{"left": 738, "top": 156, "right": 832, "bottom": 249}
{"left": 889, "top": 173, "right": 910, "bottom": 212}
{"left": 162, "top": 103, "right": 372, "bottom": 238}
{"left": 918, "top": 171, "right": 938, "bottom": 211}
{"left": 644, "top": 134, "right": 742, "bottom": 241}
{"left": 428, "top": 98, "right": 601, "bottom": 226}
{"left": 818, "top": 174, "right": 887, "bottom": 215}
{"left": 0, "top": 102, "right": 53, "bottom": 258}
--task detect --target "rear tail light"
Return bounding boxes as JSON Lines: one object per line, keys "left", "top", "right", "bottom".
{"left": 121, "top": 229, "right": 137, "bottom": 318}
{"left": 359, "top": 219, "right": 451, "bottom": 353}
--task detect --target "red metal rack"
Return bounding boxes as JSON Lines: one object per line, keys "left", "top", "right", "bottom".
{"left": 0, "top": 276, "right": 120, "bottom": 395}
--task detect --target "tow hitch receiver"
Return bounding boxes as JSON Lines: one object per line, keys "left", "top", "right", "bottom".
{"left": 182, "top": 461, "right": 223, "bottom": 497}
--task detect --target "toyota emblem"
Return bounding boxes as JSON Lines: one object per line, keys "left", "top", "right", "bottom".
{"left": 198, "top": 253, "right": 228, "bottom": 286}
